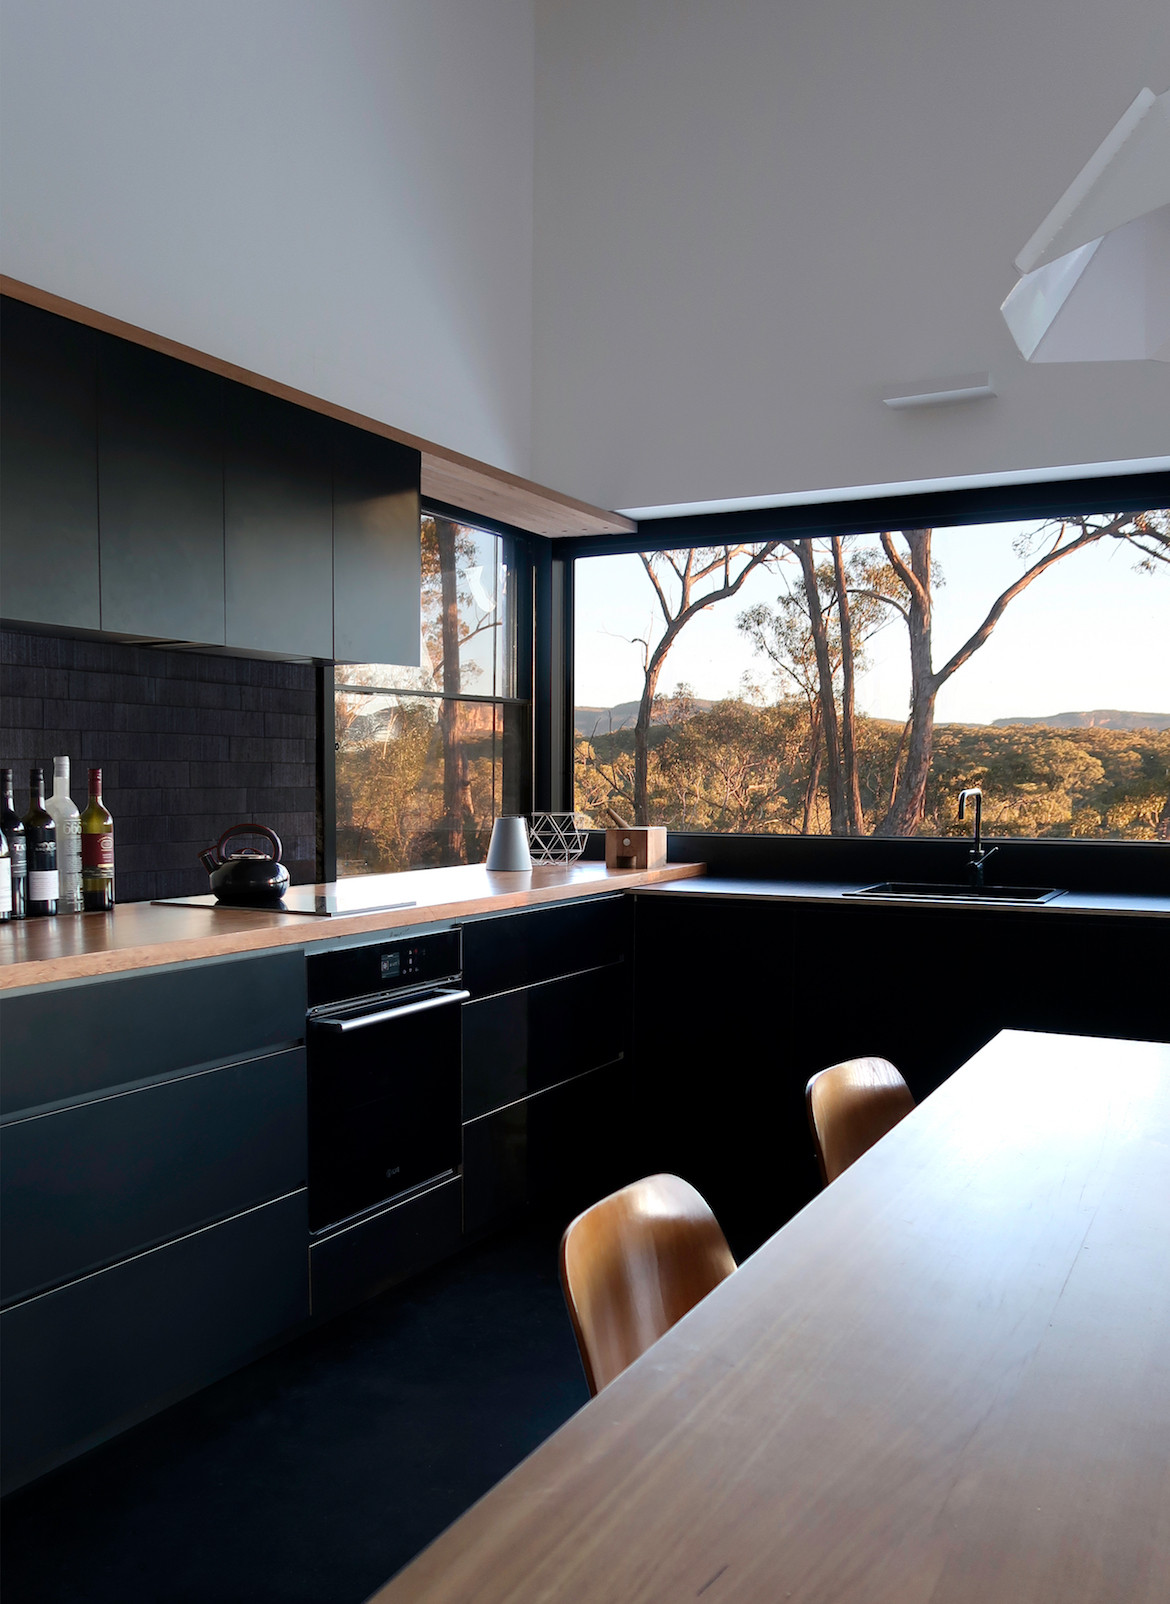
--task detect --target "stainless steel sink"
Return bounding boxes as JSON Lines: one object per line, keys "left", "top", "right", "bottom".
{"left": 846, "top": 882, "right": 1063, "bottom": 905}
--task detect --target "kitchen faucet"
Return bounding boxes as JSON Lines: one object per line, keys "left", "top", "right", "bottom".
{"left": 958, "top": 787, "right": 998, "bottom": 889}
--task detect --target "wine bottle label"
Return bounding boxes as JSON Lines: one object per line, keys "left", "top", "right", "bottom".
{"left": 56, "top": 819, "right": 83, "bottom": 908}
{"left": 0, "top": 861, "right": 11, "bottom": 915}
{"left": 28, "top": 869, "right": 59, "bottom": 900}
{"left": 82, "top": 834, "right": 115, "bottom": 870}
{"left": 8, "top": 835, "right": 26, "bottom": 874}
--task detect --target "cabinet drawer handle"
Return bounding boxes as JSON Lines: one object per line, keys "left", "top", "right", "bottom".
{"left": 316, "top": 989, "right": 470, "bottom": 1033}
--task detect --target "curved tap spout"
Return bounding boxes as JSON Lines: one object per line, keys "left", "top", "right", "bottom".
{"left": 957, "top": 787, "right": 983, "bottom": 855}
{"left": 958, "top": 787, "right": 998, "bottom": 888}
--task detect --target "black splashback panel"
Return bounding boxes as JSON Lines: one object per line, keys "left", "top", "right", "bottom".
{"left": 0, "top": 627, "right": 316, "bottom": 903}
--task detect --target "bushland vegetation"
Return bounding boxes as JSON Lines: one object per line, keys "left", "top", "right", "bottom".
{"left": 576, "top": 512, "right": 1169, "bottom": 840}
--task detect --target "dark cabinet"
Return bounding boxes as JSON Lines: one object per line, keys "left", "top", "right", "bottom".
{"left": 459, "top": 897, "right": 633, "bottom": 1240}
{"left": 1, "top": 1048, "right": 307, "bottom": 1306}
{"left": 310, "top": 1175, "right": 462, "bottom": 1320}
{"left": 98, "top": 337, "right": 227, "bottom": 643}
{"left": 0, "top": 1190, "right": 309, "bottom": 1493}
{"left": 0, "top": 297, "right": 424, "bottom": 660}
{"left": 461, "top": 896, "right": 626, "bottom": 999}
{"left": 462, "top": 964, "right": 626, "bottom": 1120}
{"left": 463, "top": 1062, "right": 628, "bottom": 1237}
{"left": 0, "top": 299, "right": 100, "bottom": 629}
{"left": 224, "top": 387, "right": 333, "bottom": 657}
{"left": 331, "top": 423, "right": 422, "bottom": 665}
{"left": 0, "top": 945, "right": 306, "bottom": 1118}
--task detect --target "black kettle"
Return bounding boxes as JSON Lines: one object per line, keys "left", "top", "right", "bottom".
{"left": 199, "top": 823, "right": 291, "bottom": 906}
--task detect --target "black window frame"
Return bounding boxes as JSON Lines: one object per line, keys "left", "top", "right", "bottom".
{"left": 557, "top": 469, "right": 1170, "bottom": 892}
{"left": 322, "top": 499, "right": 543, "bottom": 881}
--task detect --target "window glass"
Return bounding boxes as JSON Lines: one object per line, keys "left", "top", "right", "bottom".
{"left": 574, "top": 512, "right": 1170, "bottom": 840}
{"left": 336, "top": 515, "right": 528, "bottom": 873}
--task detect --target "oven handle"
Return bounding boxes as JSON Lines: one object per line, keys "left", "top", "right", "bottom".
{"left": 314, "top": 987, "right": 470, "bottom": 1033}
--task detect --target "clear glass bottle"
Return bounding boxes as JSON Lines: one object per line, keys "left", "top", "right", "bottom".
{"left": 80, "top": 768, "right": 115, "bottom": 912}
{"left": 47, "top": 756, "right": 84, "bottom": 913}
{"left": 0, "top": 769, "right": 26, "bottom": 919}
{"left": 22, "top": 767, "right": 58, "bottom": 917}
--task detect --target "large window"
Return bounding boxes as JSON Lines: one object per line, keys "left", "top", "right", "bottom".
{"left": 574, "top": 510, "right": 1170, "bottom": 840}
{"left": 336, "top": 515, "right": 529, "bottom": 873}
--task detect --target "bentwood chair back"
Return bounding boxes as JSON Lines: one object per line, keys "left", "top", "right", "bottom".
{"left": 559, "top": 1174, "right": 737, "bottom": 1395}
{"left": 806, "top": 1056, "right": 916, "bottom": 1185}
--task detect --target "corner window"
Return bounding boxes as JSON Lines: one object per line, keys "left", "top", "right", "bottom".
{"left": 573, "top": 511, "right": 1170, "bottom": 840}
{"left": 336, "top": 514, "right": 530, "bottom": 873}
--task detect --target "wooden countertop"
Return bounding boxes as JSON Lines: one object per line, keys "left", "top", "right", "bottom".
{"left": 370, "top": 1030, "right": 1170, "bottom": 1604}
{"left": 0, "top": 862, "right": 704, "bottom": 990}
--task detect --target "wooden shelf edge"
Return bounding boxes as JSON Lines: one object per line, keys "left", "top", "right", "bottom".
{"left": 0, "top": 275, "right": 636, "bottom": 541}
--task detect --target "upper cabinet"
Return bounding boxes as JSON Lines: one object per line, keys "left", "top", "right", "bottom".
{"left": 0, "top": 295, "right": 423, "bottom": 664}
{"left": 223, "top": 387, "right": 333, "bottom": 659}
{"left": 98, "top": 339, "right": 227, "bottom": 645}
{"left": 0, "top": 300, "right": 100, "bottom": 631}
{"left": 331, "top": 425, "right": 421, "bottom": 665}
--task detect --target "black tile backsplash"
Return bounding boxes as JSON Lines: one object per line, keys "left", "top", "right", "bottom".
{"left": 0, "top": 629, "right": 317, "bottom": 903}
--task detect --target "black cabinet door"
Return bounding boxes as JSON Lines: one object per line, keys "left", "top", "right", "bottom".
{"left": 310, "top": 1175, "right": 463, "bottom": 1321}
{"left": 461, "top": 896, "right": 627, "bottom": 999}
{"left": 633, "top": 895, "right": 808, "bottom": 1258}
{"left": 98, "top": 337, "right": 226, "bottom": 643}
{"left": 0, "top": 946, "right": 305, "bottom": 1118}
{"left": 0, "top": 1190, "right": 309, "bottom": 1494}
{"left": 224, "top": 387, "right": 334, "bottom": 657}
{"left": 0, "top": 297, "right": 100, "bottom": 629}
{"left": 1, "top": 1047, "right": 307, "bottom": 1306}
{"left": 462, "top": 1062, "right": 629, "bottom": 1238}
{"left": 462, "top": 963, "right": 627, "bottom": 1121}
{"left": 331, "top": 423, "right": 421, "bottom": 665}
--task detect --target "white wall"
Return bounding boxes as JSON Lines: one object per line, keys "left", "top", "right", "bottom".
{"left": 0, "top": 0, "right": 535, "bottom": 476}
{"left": 532, "top": 0, "right": 1170, "bottom": 512}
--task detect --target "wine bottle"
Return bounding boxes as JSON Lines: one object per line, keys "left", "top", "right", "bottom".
{"left": 80, "top": 768, "right": 115, "bottom": 912}
{"left": 0, "top": 827, "right": 12, "bottom": 922}
{"left": 23, "top": 767, "right": 58, "bottom": 916}
{"left": 0, "top": 769, "right": 27, "bottom": 919}
{"left": 47, "top": 756, "right": 84, "bottom": 914}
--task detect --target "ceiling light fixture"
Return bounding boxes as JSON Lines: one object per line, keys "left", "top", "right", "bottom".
{"left": 1001, "top": 87, "right": 1170, "bottom": 363}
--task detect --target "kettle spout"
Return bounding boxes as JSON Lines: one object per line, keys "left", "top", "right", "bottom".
{"left": 198, "top": 847, "right": 220, "bottom": 873}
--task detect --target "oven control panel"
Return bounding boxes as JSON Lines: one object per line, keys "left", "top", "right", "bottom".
{"left": 307, "top": 928, "right": 462, "bottom": 1008}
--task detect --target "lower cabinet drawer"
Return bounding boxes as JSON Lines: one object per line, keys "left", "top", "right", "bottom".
{"left": 0, "top": 1190, "right": 309, "bottom": 1493}
{"left": 461, "top": 896, "right": 625, "bottom": 998}
{"left": 310, "top": 1177, "right": 463, "bottom": 1321}
{"left": 462, "top": 965, "right": 626, "bottom": 1121}
{"left": 462, "top": 1062, "right": 629, "bottom": 1238}
{"left": 1, "top": 1048, "right": 307, "bottom": 1306}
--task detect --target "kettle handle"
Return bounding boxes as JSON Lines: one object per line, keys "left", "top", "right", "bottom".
{"left": 211, "top": 822, "right": 284, "bottom": 863}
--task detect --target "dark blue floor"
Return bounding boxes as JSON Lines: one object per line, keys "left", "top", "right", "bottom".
{"left": 0, "top": 1216, "right": 588, "bottom": 1604}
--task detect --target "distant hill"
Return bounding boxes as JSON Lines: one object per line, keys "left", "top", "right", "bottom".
{"left": 990, "top": 710, "right": 1170, "bottom": 732}
{"left": 575, "top": 698, "right": 716, "bottom": 736}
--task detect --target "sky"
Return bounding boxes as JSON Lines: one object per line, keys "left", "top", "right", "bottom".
{"left": 573, "top": 517, "right": 1170, "bottom": 726}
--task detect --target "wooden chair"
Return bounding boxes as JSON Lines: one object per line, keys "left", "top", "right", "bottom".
{"left": 559, "top": 1174, "right": 737, "bottom": 1395}
{"left": 806, "top": 1056, "right": 916, "bottom": 1185}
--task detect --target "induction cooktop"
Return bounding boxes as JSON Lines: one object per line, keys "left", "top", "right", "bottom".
{"left": 154, "top": 886, "right": 418, "bottom": 918}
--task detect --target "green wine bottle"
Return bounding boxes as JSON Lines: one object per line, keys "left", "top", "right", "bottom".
{"left": 80, "top": 768, "right": 115, "bottom": 912}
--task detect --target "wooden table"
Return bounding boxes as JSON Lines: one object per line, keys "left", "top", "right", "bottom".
{"left": 369, "top": 1030, "right": 1170, "bottom": 1604}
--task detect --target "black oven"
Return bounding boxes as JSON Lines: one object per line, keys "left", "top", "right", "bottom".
{"left": 306, "top": 930, "right": 465, "bottom": 1233}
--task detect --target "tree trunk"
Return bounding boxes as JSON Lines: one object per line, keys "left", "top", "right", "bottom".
{"left": 436, "top": 519, "right": 470, "bottom": 862}
{"left": 633, "top": 649, "right": 666, "bottom": 824}
{"left": 831, "top": 537, "right": 864, "bottom": 833}
{"left": 877, "top": 531, "right": 937, "bottom": 837}
{"left": 802, "top": 702, "right": 823, "bottom": 834}
{"left": 792, "top": 541, "right": 848, "bottom": 834}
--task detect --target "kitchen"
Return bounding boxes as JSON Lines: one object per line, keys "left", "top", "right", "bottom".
{"left": 2, "top": 3, "right": 1170, "bottom": 1602}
